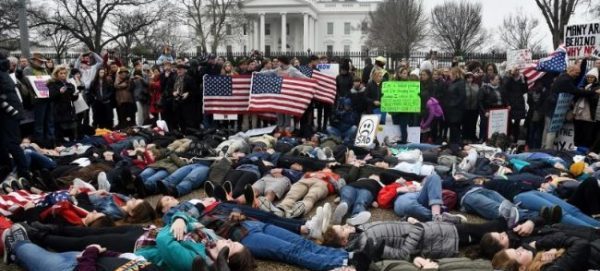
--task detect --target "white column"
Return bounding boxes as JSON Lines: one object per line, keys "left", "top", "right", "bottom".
{"left": 303, "top": 13, "right": 309, "bottom": 51}
{"left": 259, "top": 13, "right": 266, "bottom": 53}
{"left": 253, "top": 19, "right": 259, "bottom": 50}
{"left": 307, "top": 16, "right": 313, "bottom": 51}
{"left": 281, "top": 13, "right": 287, "bottom": 53}
{"left": 312, "top": 17, "right": 317, "bottom": 51}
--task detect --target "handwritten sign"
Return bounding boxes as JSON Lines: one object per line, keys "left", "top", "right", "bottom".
{"left": 380, "top": 81, "right": 420, "bottom": 113}
{"left": 487, "top": 108, "right": 509, "bottom": 139}
{"left": 554, "top": 123, "right": 574, "bottom": 150}
{"left": 549, "top": 93, "right": 574, "bottom": 133}
{"left": 316, "top": 63, "right": 339, "bottom": 77}
{"left": 564, "top": 22, "right": 600, "bottom": 58}
{"left": 355, "top": 114, "right": 380, "bottom": 148}
{"left": 507, "top": 49, "right": 532, "bottom": 69}
{"left": 26, "top": 75, "right": 51, "bottom": 98}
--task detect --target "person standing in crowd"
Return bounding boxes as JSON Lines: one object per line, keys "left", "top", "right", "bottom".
{"left": 478, "top": 74, "right": 506, "bottom": 141}
{"left": 0, "top": 51, "right": 30, "bottom": 180}
{"left": 503, "top": 67, "right": 528, "bottom": 143}
{"left": 542, "top": 65, "right": 581, "bottom": 149}
{"left": 47, "top": 66, "right": 78, "bottom": 141}
{"left": 369, "top": 56, "right": 389, "bottom": 82}
{"left": 349, "top": 77, "right": 367, "bottom": 119}
{"left": 156, "top": 46, "right": 174, "bottom": 66}
{"left": 444, "top": 67, "right": 466, "bottom": 144}
{"left": 419, "top": 69, "right": 440, "bottom": 143}
{"left": 393, "top": 67, "right": 413, "bottom": 143}
{"left": 88, "top": 68, "right": 114, "bottom": 129}
{"left": 44, "top": 59, "right": 54, "bottom": 75}
{"left": 362, "top": 58, "right": 373, "bottom": 85}
{"left": 462, "top": 72, "right": 480, "bottom": 143}
{"left": 148, "top": 66, "right": 162, "bottom": 121}
{"left": 482, "top": 63, "right": 498, "bottom": 84}
{"left": 420, "top": 51, "right": 437, "bottom": 72}
{"left": 114, "top": 68, "right": 135, "bottom": 128}
{"left": 131, "top": 69, "right": 149, "bottom": 126}
{"left": 525, "top": 76, "right": 550, "bottom": 149}
{"left": 574, "top": 68, "right": 599, "bottom": 149}
{"left": 430, "top": 69, "right": 448, "bottom": 143}
{"left": 299, "top": 55, "right": 320, "bottom": 137}
{"left": 222, "top": 61, "right": 238, "bottom": 76}
{"left": 23, "top": 53, "right": 54, "bottom": 147}
{"left": 67, "top": 69, "right": 89, "bottom": 137}
{"left": 336, "top": 63, "right": 354, "bottom": 99}
{"left": 159, "top": 60, "right": 176, "bottom": 129}
{"left": 74, "top": 51, "right": 103, "bottom": 91}
{"left": 366, "top": 70, "right": 385, "bottom": 124}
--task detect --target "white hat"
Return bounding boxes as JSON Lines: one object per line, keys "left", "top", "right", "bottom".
{"left": 586, "top": 68, "right": 599, "bottom": 79}
{"left": 375, "top": 56, "right": 386, "bottom": 64}
{"left": 410, "top": 68, "right": 420, "bottom": 77}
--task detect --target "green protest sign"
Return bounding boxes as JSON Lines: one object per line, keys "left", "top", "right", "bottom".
{"left": 380, "top": 81, "right": 421, "bottom": 113}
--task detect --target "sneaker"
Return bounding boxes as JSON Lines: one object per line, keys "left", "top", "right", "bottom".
{"left": 138, "top": 139, "right": 146, "bottom": 148}
{"left": 223, "top": 181, "right": 233, "bottom": 195}
{"left": 2, "top": 228, "right": 15, "bottom": 264}
{"left": 256, "top": 196, "right": 273, "bottom": 212}
{"left": 540, "top": 206, "right": 550, "bottom": 224}
{"left": 242, "top": 185, "right": 255, "bottom": 206}
{"left": 213, "top": 185, "right": 227, "bottom": 202}
{"left": 441, "top": 213, "right": 467, "bottom": 224}
{"left": 11, "top": 224, "right": 29, "bottom": 243}
{"left": 132, "top": 139, "right": 140, "bottom": 150}
{"left": 287, "top": 201, "right": 306, "bottom": 218}
{"left": 17, "top": 178, "right": 31, "bottom": 191}
{"left": 97, "top": 172, "right": 111, "bottom": 192}
{"left": 132, "top": 176, "right": 147, "bottom": 198}
{"left": 1, "top": 182, "right": 12, "bottom": 194}
{"left": 346, "top": 211, "right": 371, "bottom": 226}
{"left": 9, "top": 179, "right": 19, "bottom": 192}
{"left": 321, "top": 203, "right": 332, "bottom": 233}
{"left": 308, "top": 207, "right": 324, "bottom": 240}
{"left": 73, "top": 178, "right": 96, "bottom": 192}
{"left": 165, "top": 183, "right": 179, "bottom": 197}
{"left": 550, "top": 205, "right": 562, "bottom": 224}
{"left": 499, "top": 200, "right": 516, "bottom": 219}
{"left": 204, "top": 181, "right": 215, "bottom": 198}
{"left": 332, "top": 202, "right": 348, "bottom": 225}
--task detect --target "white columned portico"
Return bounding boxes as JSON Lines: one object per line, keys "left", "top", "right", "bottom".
{"left": 303, "top": 13, "right": 309, "bottom": 51}
{"left": 259, "top": 13, "right": 266, "bottom": 53}
{"left": 253, "top": 19, "right": 259, "bottom": 50}
{"left": 307, "top": 16, "right": 313, "bottom": 51}
{"left": 312, "top": 17, "right": 317, "bottom": 51}
{"left": 281, "top": 13, "right": 287, "bottom": 53}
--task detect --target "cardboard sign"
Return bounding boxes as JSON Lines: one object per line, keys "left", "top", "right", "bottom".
{"left": 26, "top": 75, "right": 51, "bottom": 98}
{"left": 564, "top": 22, "right": 600, "bottom": 58}
{"left": 380, "top": 81, "right": 421, "bottom": 113}
{"left": 487, "top": 108, "right": 509, "bottom": 139}
{"left": 554, "top": 123, "right": 574, "bottom": 150}
{"left": 355, "top": 114, "right": 380, "bottom": 148}
{"left": 549, "top": 93, "right": 574, "bottom": 133}
{"left": 316, "top": 64, "right": 339, "bottom": 77}
{"left": 507, "top": 49, "right": 532, "bottom": 69}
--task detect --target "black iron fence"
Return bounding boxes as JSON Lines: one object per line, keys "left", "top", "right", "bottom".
{"left": 11, "top": 50, "right": 548, "bottom": 70}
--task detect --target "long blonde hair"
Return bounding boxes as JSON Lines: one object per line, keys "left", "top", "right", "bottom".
{"left": 50, "top": 65, "right": 69, "bottom": 82}
{"left": 492, "top": 249, "right": 566, "bottom": 271}
{"left": 526, "top": 249, "right": 565, "bottom": 271}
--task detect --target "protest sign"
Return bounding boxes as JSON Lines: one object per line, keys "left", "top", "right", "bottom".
{"left": 564, "top": 22, "right": 600, "bottom": 58}
{"left": 507, "top": 49, "right": 532, "bottom": 69}
{"left": 243, "top": 125, "right": 277, "bottom": 137}
{"left": 549, "top": 93, "right": 574, "bottom": 133}
{"left": 553, "top": 123, "right": 574, "bottom": 150}
{"left": 380, "top": 81, "right": 420, "bottom": 113}
{"left": 487, "top": 108, "right": 509, "bottom": 139}
{"left": 316, "top": 63, "right": 339, "bottom": 77}
{"left": 407, "top": 126, "right": 421, "bottom": 144}
{"left": 355, "top": 114, "right": 380, "bottom": 148}
{"left": 26, "top": 75, "right": 51, "bottom": 98}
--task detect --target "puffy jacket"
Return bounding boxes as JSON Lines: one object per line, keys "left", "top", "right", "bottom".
{"left": 147, "top": 154, "right": 187, "bottom": 174}
{"left": 502, "top": 76, "right": 528, "bottom": 119}
{"left": 47, "top": 80, "right": 77, "bottom": 124}
{"left": 347, "top": 221, "right": 459, "bottom": 260}
{"left": 370, "top": 258, "right": 493, "bottom": 271}
{"left": 442, "top": 79, "right": 466, "bottom": 123}
{"left": 478, "top": 83, "right": 506, "bottom": 114}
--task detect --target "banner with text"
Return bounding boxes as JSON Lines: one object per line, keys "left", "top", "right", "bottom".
{"left": 355, "top": 114, "right": 380, "bottom": 148}
{"left": 554, "top": 123, "right": 575, "bottom": 150}
{"left": 507, "top": 49, "right": 532, "bottom": 69}
{"left": 487, "top": 108, "right": 509, "bottom": 139}
{"left": 549, "top": 93, "right": 574, "bottom": 133}
{"left": 26, "top": 75, "right": 51, "bottom": 98}
{"left": 380, "top": 81, "right": 421, "bottom": 113}
{"left": 316, "top": 63, "right": 340, "bottom": 77}
{"left": 564, "top": 22, "right": 600, "bottom": 58}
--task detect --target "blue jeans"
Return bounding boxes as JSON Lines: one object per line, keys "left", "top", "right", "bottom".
{"left": 14, "top": 241, "right": 78, "bottom": 271}
{"left": 24, "top": 148, "right": 57, "bottom": 170}
{"left": 109, "top": 136, "right": 145, "bottom": 154}
{"left": 218, "top": 203, "right": 305, "bottom": 233}
{"left": 160, "top": 163, "right": 210, "bottom": 196}
{"left": 241, "top": 221, "right": 348, "bottom": 271}
{"left": 139, "top": 167, "right": 169, "bottom": 193}
{"left": 327, "top": 126, "right": 357, "bottom": 145}
{"left": 394, "top": 174, "right": 443, "bottom": 221}
{"left": 462, "top": 188, "right": 538, "bottom": 221}
{"left": 373, "top": 108, "right": 386, "bottom": 124}
{"left": 340, "top": 186, "right": 374, "bottom": 215}
{"left": 33, "top": 101, "right": 55, "bottom": 143}
{"left": 514, "top": 191, "right": 600, "bottom": 227}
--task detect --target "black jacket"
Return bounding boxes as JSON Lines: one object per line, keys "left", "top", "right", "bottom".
{"left": 478, "top": 84, "right": 506, "bottom": 114}
{"left": 336, "top": 73, "right": 354, "bottom": 99}
{"left": 543, "top": 73, "right": 580, "bottom": 117}
{"left": 443, "top": 78, "right": 466, "bottom": 123}
{"left": 502, "top": 76, "right": 528, "bottom": 119}
{"left": 89, "top": 78, "right": 114, "bottom": 105}
{"left": 0, "top": 64, "right": 24, "bottom": 120}
{"left": 535, "top": 233, "right": 590, "bottom": 271}
{"left": 47, "top": 80, "right": 77, "bottom": 123}
{"left": 362, "top": 64, "right": 373, "bottom": 85}
{"left": 365, "top": 81, "right": 382, "bottom": 113}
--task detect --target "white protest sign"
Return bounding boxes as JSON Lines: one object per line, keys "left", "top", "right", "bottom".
{"left": 316, "top": 63, "right": 339, "bottom": 77}
{"left": 243, "top": 125, "right": 277, "bottom": 137}
{"left": 564, "top": 22, "right": 600, "bottom": 58}
{"left": 355, "top": 114, "right": 380, "bottom": 148}
{"left": 553, "top": 123, "right": 574, "bottom": 150}
{"left": 487, "top": 108, "right": 509, "bottom": 139}
{"left": 26, "top": 75, "right": 51, "bottom": 98}
{"left": 507, "top": 49, "right": 532, "bottom": 69}
{"left": 407, "top": 126, "right": 421, "bottom": 144}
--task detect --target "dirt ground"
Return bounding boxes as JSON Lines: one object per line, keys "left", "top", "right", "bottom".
{"left": 1, "top": 188, "right": 486, "bottom": 271}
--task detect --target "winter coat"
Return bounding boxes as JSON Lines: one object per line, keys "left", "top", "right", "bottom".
{"left": 114, "top": 77, "right": 133, "bottom": 106}
{"left": 502, "top": 76, "right": 528, "bottom": 119}
{"left": 350, "top": 86, "right": 368, "bottom": 116}
{"left": 544, "top": 73, "right": 581, "bottom": 118}
{"left": 478, "top": 83, "right": 506, "bottom": 114}
{"left": 147, "top": 153, "right": 187, "bottom": 174}
{"left": 464, "top": 83, "right": 479, "bottom": 111}
{"left": 442, "top": 79, "right": 466, "bottom": 123}
{"left": 370, "top": 258, "right": 493, "bottom": 271}
{"left": 0, "top": 65, "right": 24, "bottom": 120}
{"left": 89, "top": 78, "right": 114, "bottom": 106}
{"left": 47, "top": 80, "right": 77, "bottom": 124}
{"left": 336, "top": 73, "right": 354, "bottom": 98}
{"left": 535, "top": 233, "right": 590, "bottom": 271}
{"left": 362, "top": 64, "right": 374, "bottom": 84}
{"left": 347, "top": 221, "right": 459, "bottom": 260}
{"left": 331, "top": 109, "right": 358, "bottom": 132}
{"left": 365, "top": 81, "right": 382, "bottom": 113}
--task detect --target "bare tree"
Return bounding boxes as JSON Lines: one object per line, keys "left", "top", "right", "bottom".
{"left": 431, "top": 1, "right": 487, "bottom": 55}
{"left": 0, "top": 0, "right": 20, "bottom": 49}
{"left": 135, "top": 21, "right": 193, "bottom": 58}
{"left": 366, "top": 0, "right": 428, "bottom": 58}
{"left": 35, "top": 25, "right": 77, "bottom": 63}
{"left": 499, "top": 12, "right": 544, "bottom": 53}
{"left": 31, "top": 0, "right": 169, "bottom": 53}
{"left": 180, "top": 0, "right": 246, "bottom": 53}
{"left": 534, "top": 0, "right": 587, "bottom": 48}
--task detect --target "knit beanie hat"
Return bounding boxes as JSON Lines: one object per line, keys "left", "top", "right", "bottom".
{"left": 570, "top": 161, "right": 585, "bottom": 177}
{"left": 333, "top": 145, "right": 348, "bottom": 164}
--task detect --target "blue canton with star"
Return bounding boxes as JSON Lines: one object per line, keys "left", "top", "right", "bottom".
{"left": 205, "top": 76, "right": 232, "bottom": 96}
{"left": 252, "top": 74, "right": 283, "bottom": 94}
{"left": 537, "top": 51, "right": 567, "bottom": 73}
{"left": 298, "top": 65, "right": 313, "bottom": 78}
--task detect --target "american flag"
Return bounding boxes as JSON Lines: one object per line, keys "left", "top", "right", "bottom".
{"left": 203, "top": 75, "right": 251, "bottom": 114}
{"left": 521, "top": 46, "right": 568, "bottom": 89}
{"left": 298, "top": 65, "right": 337, "bottom": 105}
{"left": 0, "top": 190, "right": 45, "bottom": 217}
{"left": 248, "top": 73, "right": 317, "bottom": 117}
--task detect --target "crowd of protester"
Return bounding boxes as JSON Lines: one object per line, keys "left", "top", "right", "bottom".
{"left": 0, "top": 45, "right": 600, "bottom": 271}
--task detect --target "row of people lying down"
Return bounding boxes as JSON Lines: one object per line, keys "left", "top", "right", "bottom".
{"left": 3, "top": 191, "right": 600, "bottom": 271}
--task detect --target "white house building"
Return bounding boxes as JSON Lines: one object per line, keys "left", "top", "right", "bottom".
{"left": 221, "top": 0, "right": 379, "bottom": 54}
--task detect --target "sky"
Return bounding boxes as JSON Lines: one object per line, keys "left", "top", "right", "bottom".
{"left": 419, "top": 0, "right": 596, "bottom": 52}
